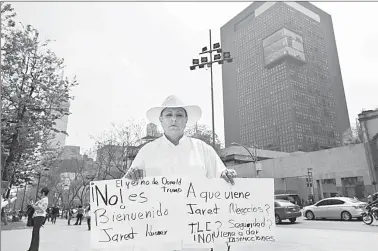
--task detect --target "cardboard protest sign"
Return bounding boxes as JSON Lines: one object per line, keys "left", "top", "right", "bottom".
{"left": 90, "top": 176, "right": 185, "bottom": 251}
{"left": 90, "top": 177, "right": 275, "bottom": 250}
{"left": 182, "top": 178, "right": 275, "bottom": 249}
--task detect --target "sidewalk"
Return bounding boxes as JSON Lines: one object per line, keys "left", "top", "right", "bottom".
{"left": 1, "top": 218, "right": 90, "bottom": 251}
{"left": 1, "top": 218, "right": 377, "bottom": 251}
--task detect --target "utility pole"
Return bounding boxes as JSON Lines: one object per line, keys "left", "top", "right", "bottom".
{"left": 190, "top": 29, "right": 233, "bottom": 149}
{"left": 307, "top": 168, "right": 314, "bottom": 201}
{"left": 208, "top": 30, "right": 216, "bottom": 149}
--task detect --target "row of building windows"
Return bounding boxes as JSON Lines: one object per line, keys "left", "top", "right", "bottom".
{"left": 235, "top": 2, "right": 340, "bottom": 152}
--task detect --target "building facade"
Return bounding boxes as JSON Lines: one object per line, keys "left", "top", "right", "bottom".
{"left": 221, "top": 1, "right": 350, "bottom": 152}
{"left": 358, "top": 109, "right": 378, "bottom": 192}
{"left": 60, "top": 145, "right": 81, "bottom": 160}
{"left": 220, "top": 145, "right": 292, "bottom": 166}
{"left": 225, "top": 144, "right": 375, "bottom": 202}
{"left": 48, "top": 101, "right": 70, "bottom": 149}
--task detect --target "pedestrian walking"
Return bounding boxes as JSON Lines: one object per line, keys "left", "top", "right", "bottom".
{"left": 67, "top": 208, "right": 73, "bottom": 225}
{"left": 74, "top": 205, "right": 84, "bottom": 225}
{"left": 85, "top": 205, "right": 91, "bottom": 230}
{"left": 51, "top": 206, "right": 59, "bottom": 224}
{"left": 1, "top": 207, "right": 8, "bottom": 225}
{"left": 45, "top": 207, "right": 51, "bottom": 222}
{"left": 27, "top": 187, "right": 49, "bottom": 251}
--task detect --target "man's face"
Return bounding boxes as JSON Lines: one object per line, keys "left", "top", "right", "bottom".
{"left": 159, "top": 107, "right": 188, "bottom": 137}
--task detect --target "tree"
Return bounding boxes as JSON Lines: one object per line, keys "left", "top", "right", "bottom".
{"left": 185, "top": 123, "right": 223, "bottom": 153}
{"left": 1, "top": 3, "right": 78, "bottom": 185}
{"left": 90, "top": 120, "right": 146, "bottom": 180}
{"left": 69, "top": 156, "right": 97, "bottom": 206}
{"left": 0, "top": 3, "right": 16, "bottom": 40}
{"left": 342, "top": 120, "right": 363, "bottom": 146}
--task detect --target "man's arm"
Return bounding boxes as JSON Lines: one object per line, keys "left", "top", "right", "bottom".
{"left": 205, "top": 145, "right": 226, "bottom": 179}
{"left": 202, "top": 142, "right": 237, "bottom": 184}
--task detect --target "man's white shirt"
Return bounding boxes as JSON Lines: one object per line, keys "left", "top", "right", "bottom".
{"left": 125, "top": 135, "right": 227, "bottom": 251}
{"left": 127, "top": 135, "right": 226, "bottom": 179}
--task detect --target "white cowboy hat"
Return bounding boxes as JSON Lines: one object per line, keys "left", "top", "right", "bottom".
{"left": 146, "top": 95, "right": 202, "bottom": 126}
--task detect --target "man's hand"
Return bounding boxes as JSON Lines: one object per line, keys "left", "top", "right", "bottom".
{"left": 124, "top": 168, "right": 144, "bottom": 181}
{"left": 221, "top": 169, "right": 237, "bottom": 185}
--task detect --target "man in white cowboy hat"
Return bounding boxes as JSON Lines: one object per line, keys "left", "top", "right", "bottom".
{"left": 124, "top": 94, "right": 237, "bottom": 184}
{"left": 124, "top": 95, "right": 236, "bottom": 251}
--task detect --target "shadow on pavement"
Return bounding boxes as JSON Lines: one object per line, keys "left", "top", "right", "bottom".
{"left": 277, "top": 221, "right": 301, "bottom": 225}
{"left": 303, "top": 218, "right": 362, "bottom": 222}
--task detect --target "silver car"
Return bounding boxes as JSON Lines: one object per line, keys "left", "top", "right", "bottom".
{"left": 303, "top": 197, "right": 367, "bottom": 221}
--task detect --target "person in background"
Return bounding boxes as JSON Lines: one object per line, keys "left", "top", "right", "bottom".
{"left": 85, "top": 204, "right": 91, "bottom": 230}
{"left": 1, "top": 207, "right": 8, "bottom": 225}
{"left": 45, "top": 207, "right": 51, "bottom": 223}
{"left": 27, "top": 187, "right": 49, "bottom": 251}
{"left": 367, "top": 193, "right": 372, "bottom": 203}
{"left": 26, "top": 204, "right": 34, "bottom": 227}
{"left": 74, "top": 205, "right": 84, "bottom": 225}
{"left": 51, "top": 205, "right": 59, "bottom": 224}
{"left": 1, "top": 193, "right": 10, "bottom": 225}
{"left": 67, "top": 208, "right": 73, "bottom": 225}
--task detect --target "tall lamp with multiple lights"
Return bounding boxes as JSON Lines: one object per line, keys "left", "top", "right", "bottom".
{"left": 190, "top": 29, "right": 233, "bottom": 148}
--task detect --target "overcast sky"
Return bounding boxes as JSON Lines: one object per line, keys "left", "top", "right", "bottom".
{"left": 10, "top": 1, "right": 378, "bottom": 154}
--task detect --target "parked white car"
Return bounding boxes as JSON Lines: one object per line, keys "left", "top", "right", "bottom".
{"left": 303, "top": 197, "right": 367, "bottom": 221}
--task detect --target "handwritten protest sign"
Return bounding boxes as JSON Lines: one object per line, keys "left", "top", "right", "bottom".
{"left": 182, "top": 178, "right": 275, "bottom": 249}
{"left": 90, "top": 176, "right": 185, "bottom": 251}
{"left": 90, "top": 177, "right": 275, "bottom": 250}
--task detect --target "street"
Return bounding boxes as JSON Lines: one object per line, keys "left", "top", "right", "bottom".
{"left": 1, "top": 217, "right": 377, "bottom": 251}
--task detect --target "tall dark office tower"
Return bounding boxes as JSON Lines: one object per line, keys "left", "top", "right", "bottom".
{"left": 221, "top": 2, "right": 350, "bottom": 152}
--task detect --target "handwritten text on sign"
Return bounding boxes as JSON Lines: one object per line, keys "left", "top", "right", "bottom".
{"left": 90, "top": 177, "right": 185, "bottom": 250}
{"left": 90, "top": 177, "right": 275, "bottom": 250}
{"left": 183, "top": 178, "right": 275, "bottom": 248}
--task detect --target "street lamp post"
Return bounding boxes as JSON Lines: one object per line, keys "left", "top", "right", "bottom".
{"left": 231, "top": 142, "right": 259, "bottom": 177}
{"left": 190, "top": 29, "right": 233, "bottom": 148}
{"left": 307, "top": 168, "right": 315, "bottom": 201}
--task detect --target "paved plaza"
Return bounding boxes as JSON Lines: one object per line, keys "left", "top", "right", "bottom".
{"left": 1, "top": 218, "right": 377, "bottom": 251}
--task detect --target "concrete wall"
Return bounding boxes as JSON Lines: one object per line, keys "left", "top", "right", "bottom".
{"left": 230, "top": 144, "right": 374, "bottom": 201}
{"left": 359, "top": 109, "right": 378, "bottom": 192}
